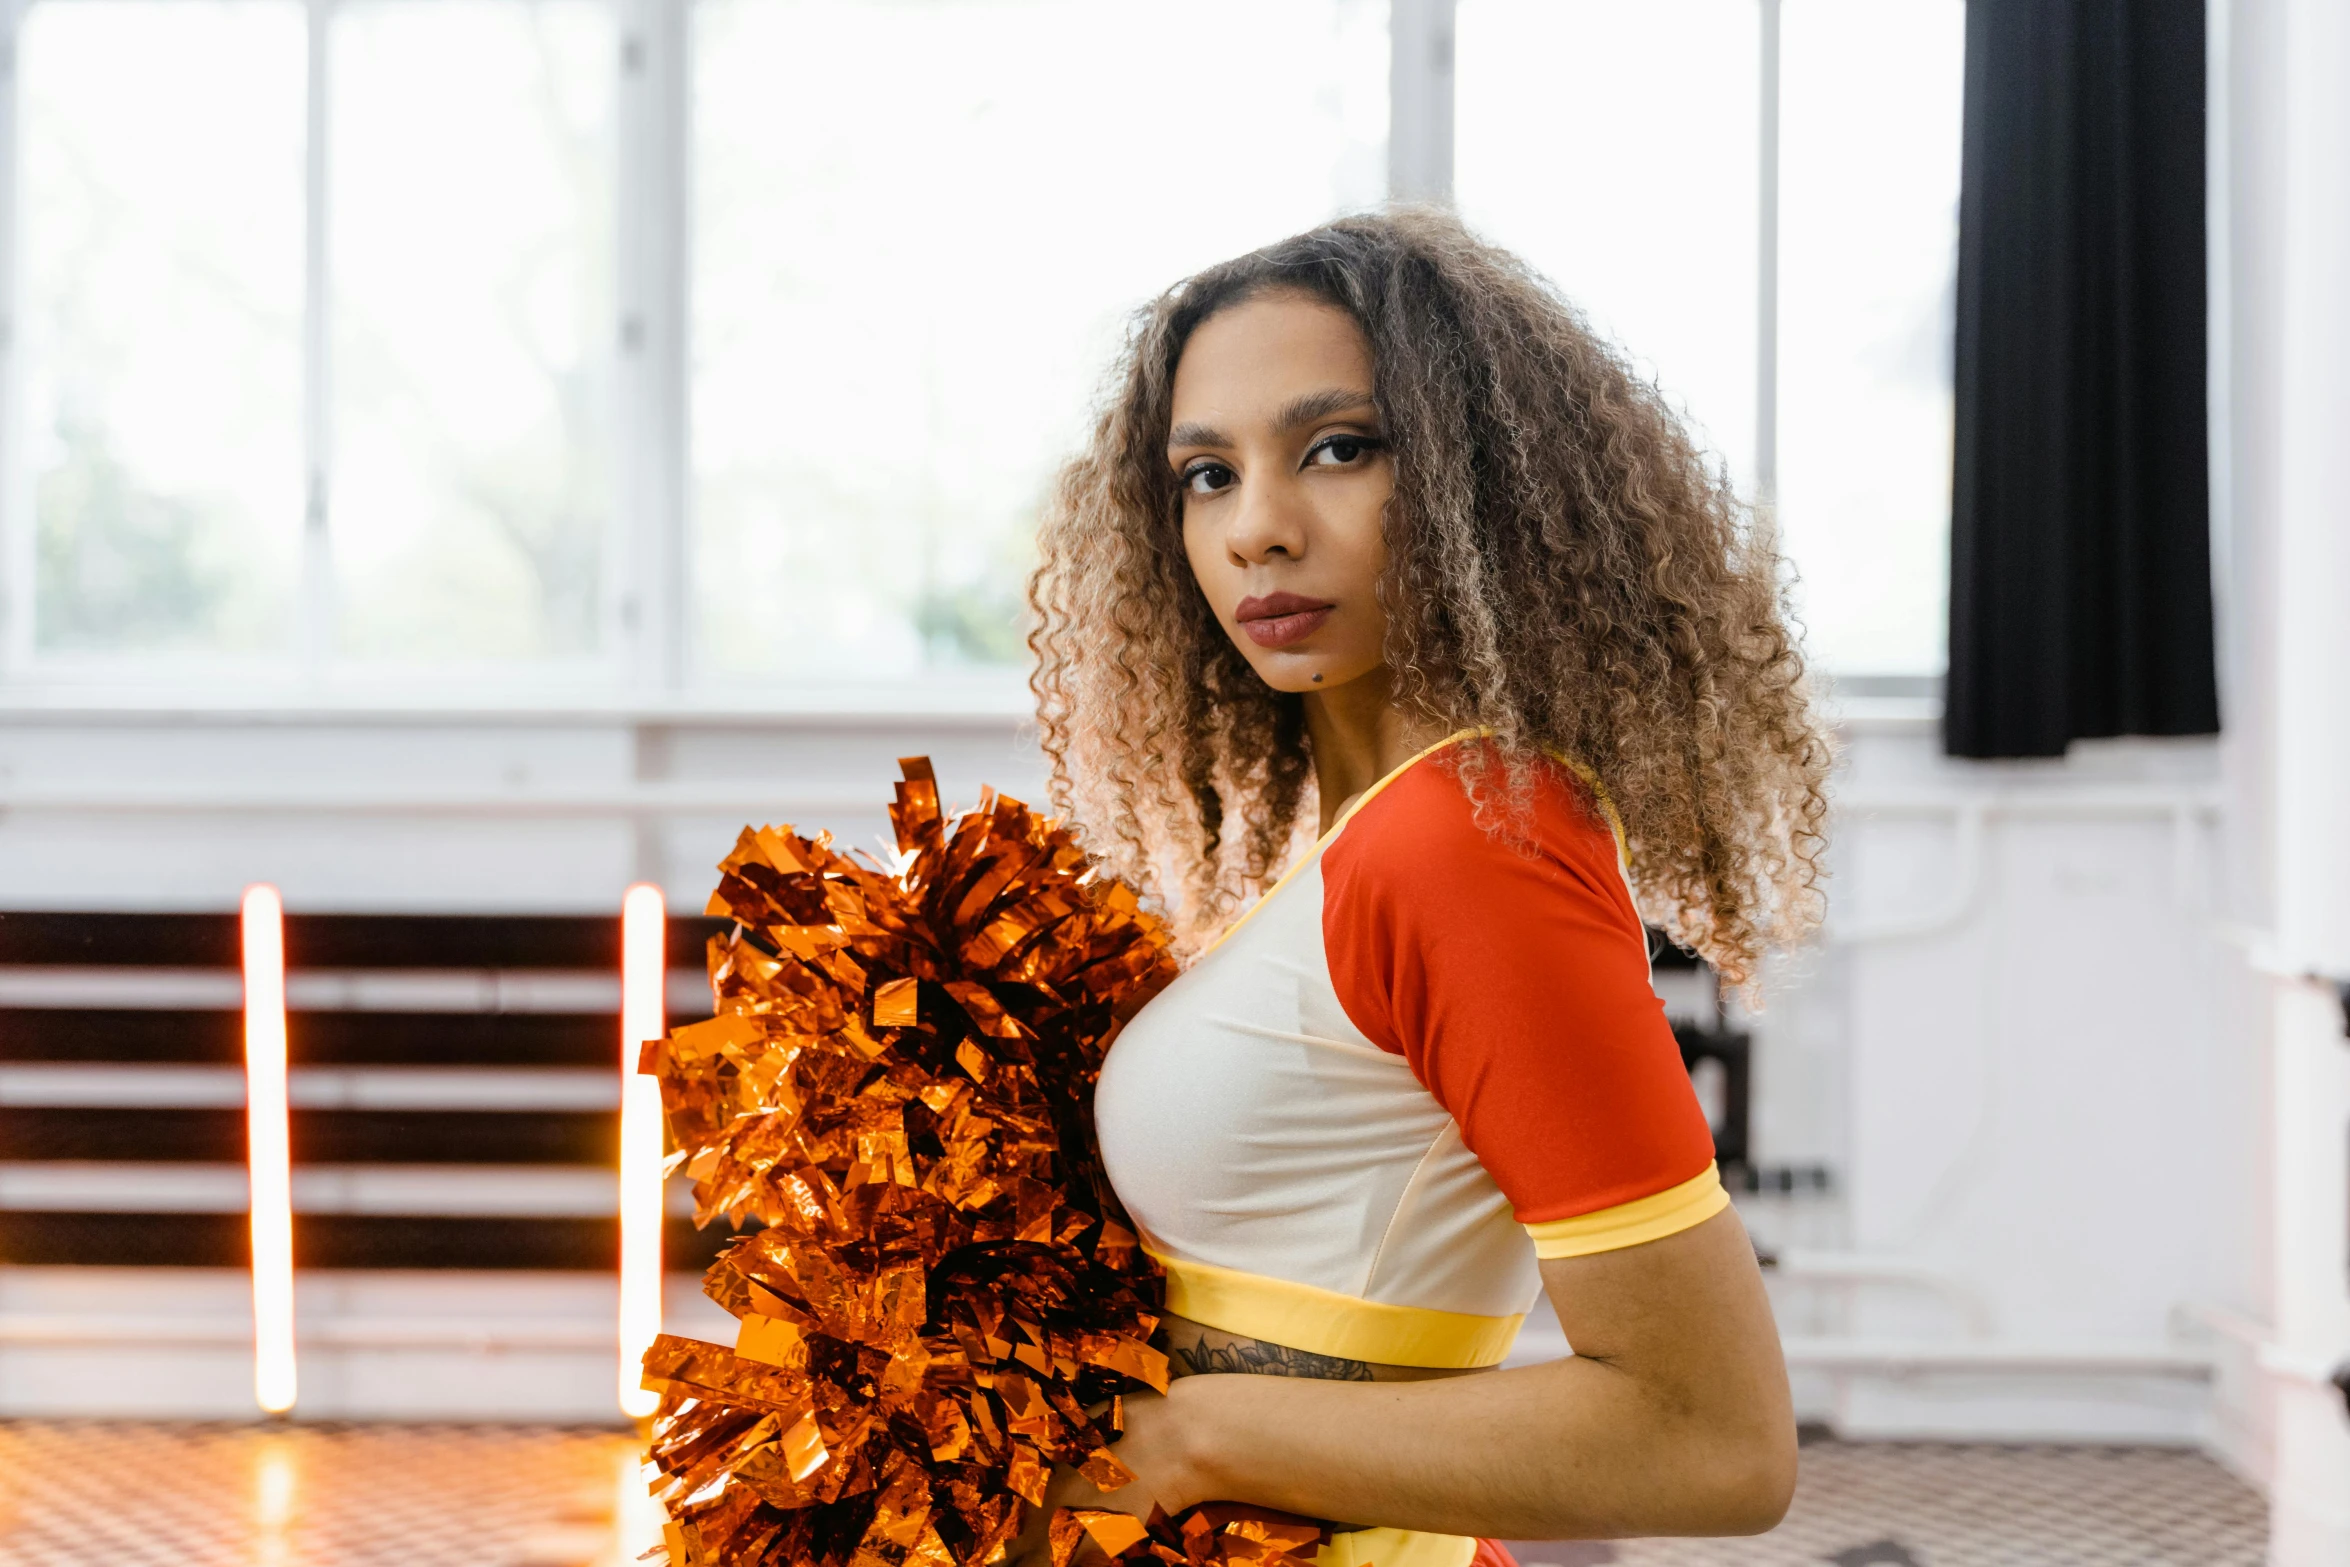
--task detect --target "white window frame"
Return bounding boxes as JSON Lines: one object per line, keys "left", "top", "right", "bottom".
{"left": 0, "top": 0, "right": 1938, "bottom": 710}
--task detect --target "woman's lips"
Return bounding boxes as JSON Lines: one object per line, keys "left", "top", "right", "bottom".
{"left": 1240, "top": 607, "right": 1333, "bottom": 648}
{"left": 1235, "top": 593, "right": 1336, "bottom": 649}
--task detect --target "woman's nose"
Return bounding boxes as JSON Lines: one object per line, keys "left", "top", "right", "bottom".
{"left": 1225, "top": 476, "right": 1308, "bottom": 563}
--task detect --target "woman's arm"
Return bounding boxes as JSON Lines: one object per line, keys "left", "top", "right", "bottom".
{"left": 1077, "top": 1206, "right": 1796, "bottom": 1543}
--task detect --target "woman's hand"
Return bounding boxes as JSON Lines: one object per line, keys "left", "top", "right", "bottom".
{"left": 1088, "top": 1387, "right": 1216, "bottom": 1519}
{"left": 1004, "top": 1386, "right": 1218, "bottom": 1567}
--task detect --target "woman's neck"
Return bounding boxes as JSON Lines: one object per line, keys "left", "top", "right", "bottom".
{"left": 1303, "top": 669, "right": 1452, "bottom": 835}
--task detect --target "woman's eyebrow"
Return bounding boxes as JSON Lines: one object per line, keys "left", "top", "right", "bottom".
{"left": 1167, "top": 419, "right": 1232, "bottom": 452}
{"left": 1271, "top": 387, "right": 1379, "bottom": 431}
{"left": 1167, "top": 388, "right": 1380, "bottom": 454}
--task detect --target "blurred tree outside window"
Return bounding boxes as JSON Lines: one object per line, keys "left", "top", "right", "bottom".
{"left": 689, "top": 0, "right": 1389, "bottom": 681}
{"left": 13, "top": 0, "right": 618, "bottom": 675}
{"left": 330, "top": 0, "right": 621, "bottom": 665}
{"left": 19, "top": 0, "right": 307, "bottom": 659}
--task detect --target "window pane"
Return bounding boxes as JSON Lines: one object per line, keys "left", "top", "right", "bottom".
{"left": 692, "top": 0, "right": 1389, "bottom": 680}
{"left": 330, "top": 0, "right": 619, "bottom": 663}
{"left": 1455, "top": 0, "right": 1760, "bottom": 491}
{"left": 19, "top": 1, "right": 305, "bottom": 657}
{"left": 1776, "top": 0, "right": 1964, "bottom": 675}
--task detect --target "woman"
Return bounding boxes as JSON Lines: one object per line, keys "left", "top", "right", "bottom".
{"left": 1018, "top": 210, "right": 1830, "bottom": 1562}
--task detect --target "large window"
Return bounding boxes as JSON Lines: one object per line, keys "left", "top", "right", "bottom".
{"left": 1, "top": 0, "right": 1959, "bottom": 693}
{"left": 1457, "top": 0, "right": 1964, "bottom": 678}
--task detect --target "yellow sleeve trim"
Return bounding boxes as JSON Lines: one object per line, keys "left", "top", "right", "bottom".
{"left": 1523, "top": 1164, "right": 1730, "bottom": 1260}
{"left": 1147, "top": 1250, "right": 1525, "bottom": 1369}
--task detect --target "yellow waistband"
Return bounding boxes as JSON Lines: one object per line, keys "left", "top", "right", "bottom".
{"left": 1317, "top": 1528, "right": 1479, "bottom": 1567}
{"left": 1147, "top": 1251, "right": 1525, "bottom": 1370}
{"left": 1521, "top": 1163, "right": 1729, "bottom": 1260}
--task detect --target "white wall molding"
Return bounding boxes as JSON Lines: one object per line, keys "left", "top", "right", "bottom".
{"left": 0, "top": 1265, "right": 733, "bottom": 1420}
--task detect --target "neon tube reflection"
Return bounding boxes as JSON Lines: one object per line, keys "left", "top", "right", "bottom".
{"left": 619, "top": 883, "right": 668, "bottom": 1417}
{"left": 242, "top": 883, "right": 296, "bottom": 1414}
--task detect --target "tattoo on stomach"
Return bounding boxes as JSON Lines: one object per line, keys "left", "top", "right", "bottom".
{"left": 1166, "top": 1335, "right": 1377, "bottom": 1381}
{"left": 1156, "top": 1312, "right": 1478, "bottom": 1385}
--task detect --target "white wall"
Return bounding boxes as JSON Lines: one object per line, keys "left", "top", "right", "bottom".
{"left": 1745, "top": 718, "right": 2249, "bottom": 1446}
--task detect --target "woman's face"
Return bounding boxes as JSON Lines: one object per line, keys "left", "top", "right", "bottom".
{"left": 1169, "top": 290, "right": 1393, "bottom": 694}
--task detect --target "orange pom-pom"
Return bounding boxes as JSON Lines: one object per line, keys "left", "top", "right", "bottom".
{"left": 641, "top": 759, "right": 1183, "bottom": 1567}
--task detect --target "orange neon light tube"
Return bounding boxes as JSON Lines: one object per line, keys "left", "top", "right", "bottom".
{"left": 618, "top": 883, "right": 667, "bottom": 1416}
{"left": 243, "top": 884, "right": 296, "bottom": 1414}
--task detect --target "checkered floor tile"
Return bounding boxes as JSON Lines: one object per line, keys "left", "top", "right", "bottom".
{"left": 1507, "top": 1440, "right": 2267, "bottom": 1566}
{"left": 0, "top": 1422, "right": 2266, "bottom": 1566}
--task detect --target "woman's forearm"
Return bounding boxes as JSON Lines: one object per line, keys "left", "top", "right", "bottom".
{"left": 1151, "top": 1217, "right": 1798, "bottom": 1542}
{"left": 1168, "top": 1353, "right": 1788, "bottom": 1542}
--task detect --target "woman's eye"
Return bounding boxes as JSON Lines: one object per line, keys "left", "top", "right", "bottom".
{"left": 1308, "top": 435, "right": 1379, "bottom": 468}
{"left": 1182, "top": 463, "right": 1236, "bottom": 497}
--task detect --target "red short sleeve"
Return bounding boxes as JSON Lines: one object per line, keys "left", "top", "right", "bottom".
{"left": 1321, "top": 750, "right": 1719, "bottom": 1229}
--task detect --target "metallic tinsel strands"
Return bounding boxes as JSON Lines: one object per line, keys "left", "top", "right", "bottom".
{"left": 642, "top": 758, "right": 1321, "bottom": 1567}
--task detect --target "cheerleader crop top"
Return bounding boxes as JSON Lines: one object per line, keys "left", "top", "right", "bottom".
{"left": 1093, "top": 730, "right": 1727, "bottom": 1372}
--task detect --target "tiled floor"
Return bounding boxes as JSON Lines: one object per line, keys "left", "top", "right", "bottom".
{"left": 0, "top": 1421, "right": 2266, "bottom": 1567}
{"left": 1505, "top": 1441, "right": 2268, "bottom": 1567}
{"left": 0, "top": 1421, "right": 657, "bottom": 1567}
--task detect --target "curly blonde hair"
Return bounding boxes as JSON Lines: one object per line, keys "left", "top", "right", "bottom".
{"left": 1026, "top": 209, "right": 1830, "bottom": 984}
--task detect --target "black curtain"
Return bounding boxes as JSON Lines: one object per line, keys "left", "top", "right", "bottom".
{"left": 1946, "top": 0, "right": 2219, "bottom": 759}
